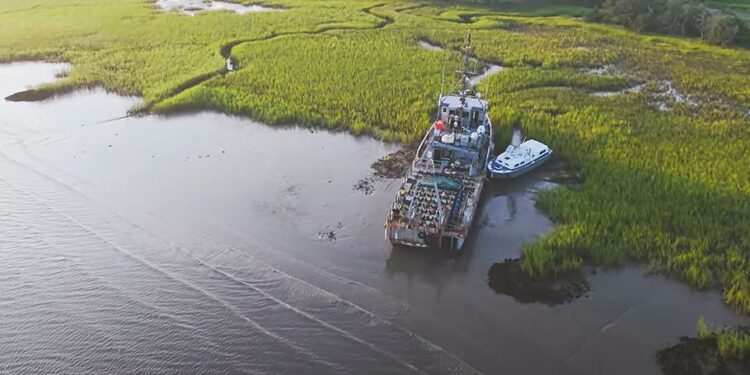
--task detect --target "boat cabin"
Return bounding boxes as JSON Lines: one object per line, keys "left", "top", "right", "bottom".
{"left": 437, "top": 95, "right": 488, "bottom": 131}
{"left": 414, "top": 94, "right": 489, "bottom": 176}
{"left": 495, "top": 139, "right": 550, "bottom": 170}
{"left": 487, "top": 138, "right": 553, "bottom": 179}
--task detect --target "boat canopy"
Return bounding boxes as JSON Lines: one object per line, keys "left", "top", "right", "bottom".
{"left": 496, "top": 139, "right": 551, "bottom": 169}
{"left": 519, "top": 139, "right": 547, "bottom": 153}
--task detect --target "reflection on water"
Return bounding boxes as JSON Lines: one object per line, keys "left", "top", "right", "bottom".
{"left": 386, "top": 246, "right": 468, "bottom": 299}
{"left": 1, "top": 62, "right": 748, "bottom": 375}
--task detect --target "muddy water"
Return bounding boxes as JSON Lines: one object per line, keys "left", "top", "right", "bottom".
{"left": 1, "top": 62, "right": 747, "bottom": 375}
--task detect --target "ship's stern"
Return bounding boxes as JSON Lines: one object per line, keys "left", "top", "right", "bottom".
{"left": 385, "top": 224, "right": 430, "bottom": 248}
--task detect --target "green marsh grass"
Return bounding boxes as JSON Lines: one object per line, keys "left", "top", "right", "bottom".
{"left": 698, "top": 318, "right": 750, "bottom": 362}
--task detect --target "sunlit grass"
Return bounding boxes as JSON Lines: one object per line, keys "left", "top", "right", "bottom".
{"left": 698, "top": 318, "right": 750, "bottom": 362}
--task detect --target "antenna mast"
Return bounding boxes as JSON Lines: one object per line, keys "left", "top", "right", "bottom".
{"left": 456, "top": 30, "right": 472, "bottom": 104}
{"left": 440, "top": 61, "right": 445, "bottom": 99}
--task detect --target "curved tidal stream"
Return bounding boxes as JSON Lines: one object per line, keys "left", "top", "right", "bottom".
{"left": 0, "top": 62, "right": 747, "bottom": 374}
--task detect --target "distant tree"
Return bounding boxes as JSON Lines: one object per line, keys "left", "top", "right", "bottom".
{"left": 683, "top": 2, "right": 706, "bottom": 37}
{"left": 589, "top": 0, "right": 747, "bottom": 47}
{"left": 660, "top": 0, "right": 697, "bottom": 35}
{"left": 702, "top": 13, "right": 745, "bottom": 46}
{"left": 599, "top": 0, "right": 662, "bottom": 31}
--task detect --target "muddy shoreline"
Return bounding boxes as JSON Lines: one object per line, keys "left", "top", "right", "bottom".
{"left": 354, "top": 143, "right": 417, "bottom": 195}
{"left": 4, "top": 88, "right": 57, "bottom": 102}
{"left": 487, "top": 258, "right": 591, "bottom": 306}
{"left": 370, "top": 143, "right": 418, "bottom": 179}
{"left": 657, "top": 327, "right": 750, "bottom": 375}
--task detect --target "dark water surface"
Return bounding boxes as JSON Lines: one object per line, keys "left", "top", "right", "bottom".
{"left": 1, "top": 62, "right": 747, "bottom": 374}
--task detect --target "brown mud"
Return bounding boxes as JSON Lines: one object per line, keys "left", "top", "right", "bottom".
{"left": 5, "top": 87, "right": 64, "bottom": 102}
{"left": 487, "top": 258, "right": 591, "bottom": 306}
{"left": 352, "top": 176, "right": 376, "bottom": 195}
{"left": 370, "top": 143, "right": 417, "bottom": 179}
{"left": 353, "top": 143, "right": 417, "bottom": 194}
{"left": 656, "top": 329, "right": 750, "bottom": 375}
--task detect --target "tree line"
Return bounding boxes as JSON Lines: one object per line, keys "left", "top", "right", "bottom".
{"left": 446, "top": 0, "right": 748, "bottom": 47}
{"left": 588, "top": 0, "right": 748, "bottom": 46}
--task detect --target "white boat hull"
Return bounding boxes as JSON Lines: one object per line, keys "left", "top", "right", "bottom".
{"left": 488, "top": 149, "right": 552, "bottom": 178}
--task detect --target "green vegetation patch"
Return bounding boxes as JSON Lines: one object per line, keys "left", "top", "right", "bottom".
{"left": 153, "top": 30, "right": 450, "bottom": 141}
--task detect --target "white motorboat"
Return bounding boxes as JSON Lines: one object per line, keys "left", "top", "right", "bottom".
{"left": 488, "top": 132, "right": 552, "bottom": 178}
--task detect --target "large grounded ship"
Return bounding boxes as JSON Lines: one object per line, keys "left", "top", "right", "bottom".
{"left": 385, "top": 32, "right": 493, "bottom": 250}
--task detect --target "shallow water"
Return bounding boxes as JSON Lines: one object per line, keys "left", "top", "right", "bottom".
{"left": 469, "top": 64, "right": 504, "bottom": 87}
{"left": 154, "top": 0, "right": 276, "bottom": 16}
{"left": 417, "top": 39, "right": 504, "bottom": 87}
{"left": 591, "top": 84, "right": 645, "bottom": 98}
{"left": 418, "top": 40, "right": 444, "bottom": 52}
{"left": 1, "top": 62, "right": 747, "bottom": 375}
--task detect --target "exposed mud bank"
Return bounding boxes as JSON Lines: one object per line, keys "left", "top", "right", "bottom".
{"left": 370, "top": 144, "right": 417, "bottom": 179}
{"left": 487, "top": 258, "right": 591, "bottom": 306}
{"left": 354, "top": 143, "right": 416, "bottom": 195}
{"left": 3, "top": 62, "right": 71, "bottom": 102}
{"left": 4, "top": 88, "right": 58, "bottom": 102}
{"left": 657, "top": 328, "right": 750, "bottom": 375}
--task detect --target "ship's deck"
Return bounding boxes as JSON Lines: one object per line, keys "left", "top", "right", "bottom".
{"left": 388, "top": 168, "right": 483, "bottom": 239}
